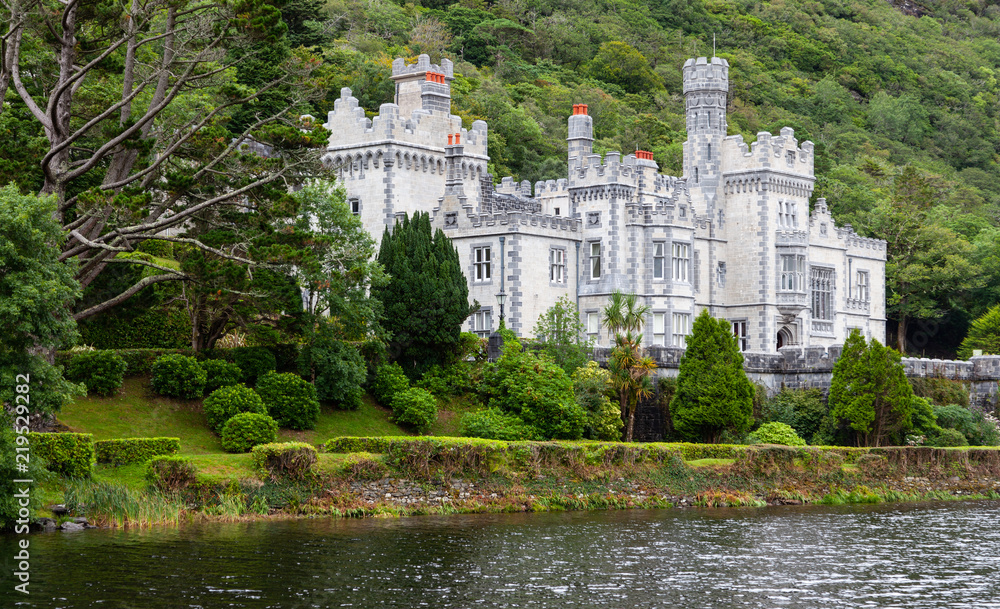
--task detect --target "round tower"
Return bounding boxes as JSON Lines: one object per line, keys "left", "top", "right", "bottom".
{"left": 682, "top": 56, "right": 728, "bottom": 137}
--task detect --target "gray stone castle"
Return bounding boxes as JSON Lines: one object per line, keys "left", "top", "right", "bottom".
{"left": 323, "top": 55, "right": 887, "bottom": 354}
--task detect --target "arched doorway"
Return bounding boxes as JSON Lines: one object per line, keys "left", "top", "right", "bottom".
{"left": 777, "top": 327, "right": 793, "bottom": 350}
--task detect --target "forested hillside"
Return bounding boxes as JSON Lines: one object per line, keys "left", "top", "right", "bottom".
{"left": 4, "top": 0, "right": 1000, "bottom": 356}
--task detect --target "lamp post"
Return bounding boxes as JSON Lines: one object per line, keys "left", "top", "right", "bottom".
{"left": 496, "top": 290, "right": 506, "bottom": 329}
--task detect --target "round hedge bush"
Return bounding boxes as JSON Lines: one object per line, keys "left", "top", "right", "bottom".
{"left": 150, "top": 354, "right": 206, "bottom": 399}
{"left": 255, "top": 371, "right": 321, "bottom": 430}
{"left": 459, "top": 407, "right": 537, "bottom": 441}
{"left": 231, "top": 347, "right": 277, "bottom": 385}
{"left": 202, "top": 384, "right": 267, "bottom": 434}
{"left": 748, "top": 421, "right": 807, "bottom": 446}
{"left": 220, "top": 412, "right": 279, "bottom": 453}
{"left": 201, "top": 359, "right": 243, "bottom": 393}
{"left": 390, "top": 387, "right": 438, "bottom": 433}
{"left": 66, "top": 350, "right": 127, "bottom": 397}
{"left": 371, "top": 362, "right": 409, "bottom": 406}
{"left": 928, "top": 427, "right": 969, "bottom": 447}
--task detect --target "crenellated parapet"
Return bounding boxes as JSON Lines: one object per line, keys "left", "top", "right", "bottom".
{"left": 722, "top": 129, "right": 815, "bottom": 179}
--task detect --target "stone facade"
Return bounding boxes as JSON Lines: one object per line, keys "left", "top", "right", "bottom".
{"left": 325, "top": 55, "right": 887, "bottom": 352}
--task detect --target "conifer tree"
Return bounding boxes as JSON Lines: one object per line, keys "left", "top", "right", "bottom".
{"left": 829, "top": 330, "right": 914, "bottom": 447}
{"left": 374, "top": 212, "right": 473, "bottom": 377}
{"left": 670, "top": 310, "right": 754, "bottom": 443}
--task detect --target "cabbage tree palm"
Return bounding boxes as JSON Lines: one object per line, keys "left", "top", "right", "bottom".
{"left": 603, "top": 291, "right": 655, "bottom": 441}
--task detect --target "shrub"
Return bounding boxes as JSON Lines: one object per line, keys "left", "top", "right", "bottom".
{"left": 26, "top": 432, "right": 94, "bottom": 478}
{"left": 150, "top": 354, "right": 207, "bottom": 399}
{"left": 255, "top": 371, "right": 321, "bottom": 430}
{"left": 934, "top": 404, "right": 1000, "bottom": 446}
{"left": 202, "top": 384, "right": 267, "bottom": 433}
{"left": 221, "top": 413, "right": 280, "bottom": 453}
{"left": 390, "top": 387, "right": 438, "bottom": 433}
{"left": 251, "top": 442, "right": 317, "bottom": 479}
{"left": 201, "top": 359, "right": 244, "bottom": 393}
{"left": 2, "top": 415, "right": 47, "bottom": 529}
{"left": 749, "top": 422, "right": 807, "bottom": 446}
{"left": 65, "top": 350, "right": 128, "bottom": 397}
{"left": 136, "top": 239, "right": 174, "bottom": 258}
{"left": 371, "top": 362, "right": 409, "bottom": 406}
{"left": 146, "top": 456, "right": 197, "bottom": 492}
{"left": 416, "top": 362, "right": 475, "bottom": 397}
{"left": 231, "top": 346, "right": 277, "bottom": 385}
{"left": 928, "top": 427, "right": 969, "bottom": 447}
{"left": 909, "top": 377, "right": 969, "bottom": 407}
{"left": 572, "top": 361, "right": 623, "bottom": 441}
{"left": 94, "top": 438, "right": 180, "bottom": 465}
{"left": 459, "top": 408, "right": 537, "bottom": 441}
{"left": 78, "top": 308, "right": 191, "bottom": 350}
{"left": 761, "top": 388, "right": 828, "bottom": 441}
{"left": 299, "top": 331, "right": 366, "bottom": 409}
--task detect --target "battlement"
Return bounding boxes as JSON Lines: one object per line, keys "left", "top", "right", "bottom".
{"left": 391, "top": 55, "right": 454, "bottom": 80}
{"left": 682, "top": 56, "right": 729, "bottom": 92}
{"left": 468, "top": 210, "right": 582, "bottom": 234}
{"left": 722, "top": 128, "right": 815, "bottom": 178}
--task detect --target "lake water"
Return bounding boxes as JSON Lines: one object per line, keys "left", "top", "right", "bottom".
{"left": 3, "top": 501, "right": 1000, "bottom": 608}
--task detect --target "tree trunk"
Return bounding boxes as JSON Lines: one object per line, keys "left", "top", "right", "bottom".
{"left": 897, "top": 316, "right": 907, "bottom": 353}
{"left": 626, "top": 398, "right": 636, "bottom": 442}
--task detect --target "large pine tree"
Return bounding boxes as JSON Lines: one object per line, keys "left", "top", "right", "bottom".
{"left": 373, "top": 213, "right": 473, "bottom": 376}
{"left": 670, "top": 310, "right": 755, "bottom": 443}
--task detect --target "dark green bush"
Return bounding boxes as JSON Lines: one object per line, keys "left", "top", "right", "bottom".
{"left": 416, "top": 362, "right": 475, "bottom": 397}
{"left": 150, "top": 354, "right": 206, "bottom": 399}
{"left": 299, "top": 335, "right": 366, "bottom": 410}
{"left": 145, "top": 455, "right": 197, "bottom": 492}
{"left": 933, "top": 404, "right": 1000, "bottom": 446}
{"left": 761, "top": 388, "right": 828, "bottom": 441}
{"left": 26, "top": 432, "right": 94, "bottom": 478}
{"left": 371, "top": 362, "right": 409, "bottom": 406}
{"left": 749, "top": 422, "right": 807, "bottom": 446}
{"left": 202, "top": 384, "right": 267, "bottom": 433}
{"left": 65, "top": 350, "right": 128, "bottom": 396}
{"left": 231, "top": 347, "right": 277, "bottom": 385}
{"left": 255, "top": 371, "right": 321, "bottom": 430}
{"left": 201, "top": 359, "right": 244, "bottom": 393}
{"left": 94, "top": 438, "right": 180, "bottom": 465}
{"left": 251, "top": 442, "right": 317, "bottom": 479}
{"left": 325, "top": 436, "right": 394, "bottom": 454}
{"left": 270, "top": 343, "right": 300, "bottom": 373}
{"left": 78, "top": 308, "right": 191, "bottom": 350}
{"left": 459, "top": 408, "right": 537, "bottom": 441}
{"left": 2, "top": 415, "right": 47, "bottom": 529}
{"left": 221, "top": 413, "right": 279, "bottom": 453}
{"left": 927, "top": 427, "right": 969, "bottom": 447}
{"left": 571, "top": 361, "right": 622, "bottom": 441}
{"left": 910, "top": 377, "right": 969, "bottom": 407}
{"left": 390, "top": 387, "right": 438, "bottom": 433}
{"left": 136, "top": 239, "right": 174, "bottom": 258}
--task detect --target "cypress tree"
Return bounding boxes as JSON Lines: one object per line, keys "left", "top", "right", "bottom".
{"left": 670, "top": 310, "right": 754, "bottom": 443}
{"left": 829, "top": 330, "right": 914, "bottom": 447}
{"left": 373, "top": 212, "right": 473, "bottom": 376}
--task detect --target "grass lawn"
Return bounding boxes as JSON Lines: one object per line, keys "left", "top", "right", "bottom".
{"left": 686, "top": 458, "right": 736, "bottom": 468}
{"left": 57, "top": 377, "right": 412, "bottom": 454}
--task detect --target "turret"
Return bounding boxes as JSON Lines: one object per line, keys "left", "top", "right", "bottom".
{"left": 682, "top": 56, "right": 728, "bottom": 137}
{"left": 567, "top": 104, "right": 593, "bottom": 169}
{"left": 391, "top": 55, "right": 454, "bottom": 117}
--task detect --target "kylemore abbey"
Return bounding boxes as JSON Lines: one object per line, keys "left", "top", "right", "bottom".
{"left": 324, "top": 55, "right": 887, "bottom": 354}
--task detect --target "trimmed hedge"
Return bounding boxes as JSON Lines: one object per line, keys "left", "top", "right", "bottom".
{"left": 146, "top": 456, "right": 197, "bottom": 492}
{"left": 26, "top": 432, "right": 94, "bottom": 478}
{"left": 202, "top": 359, "right": 244, "bottom": 393}
{"left": 255, "top": 371, "right": 321, "bottom": 430}
{"left": 58, "top": 348, "right": 194, "bottom": 377}
{"left": 151, "top": 354, "right": 207, "bottom": 399}
{"left": 390, "top": 387, "right": 437, "bottom": 433}
{"left": 251, "top": 442, "right": 317, "bottom": 479}
{"left": 94, "top": 438, "right": 181, "bottom": 465}
{"left": 202, "top": 384, "right": 267, "bottom": 434}
{"left": 65, "top": 350, "right": 128, "bottom": 396}
{"left": 221, "top": 413, "right": 279, "bottom": 453}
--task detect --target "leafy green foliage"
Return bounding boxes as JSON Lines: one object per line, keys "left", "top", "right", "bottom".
{"left": 415, "top": 362, "right": 476, "bottom": 397}
{"left": 928, "top": 427, "right": 969, "bottom": 448}
{"left": 221, "top": 412, "right": 280, "bottom": 453}
{"left": 202, "top": 384, "right": 268, "bottom": 434}
{"left": 459, "top": 408, "right": 538, "bottom": 441}
{"left": 1, "top": 414, "right": 47, "bottom": 530}
{"left": 251, "top": 442, "right": 318, "bottom": 480}
{"left": 145, "top": 456, "right": 198, "bottom": 493}
{"left": 373, "top": 212, "right": 472, "bottom": 377}
{"left": 571, "top": 361, "right": 623, "bottom": 441}
{"left": 761, "top": 388, "right": 828, "bottom": 443}
{"left": 94, "top": 438, "right": 180, "bottom": 465}
{"left": 78, "top": 307, "right": 192, "bottom": 350}
{"left": 749, "top": 422, "right": 806, "bottom": 446}
{"left": 26, "top": 432, "right": 94, "bottom": 478}
{"left": 532, "top": 295, "right": 594, "bottom": 376}
{"left": 959, "top": 305, "right": 1000, "bottom": 359}
{"left": 255, "top": 371, "right": 321, "bottom": 430}
{"left": 603, "top": 291, "right": 654, "bottom": 441}
{"left": 909, "top": 377, "right": 969, "bottom": 407}
{"left": 933, "top": 404, "right": 1000, "bottom": 446}
{"left": 298, "top": 324, "right": 366, "bottom": 410}
{"left": 390, "top": 387, "right": 439, "bottom": 433}
{"left": 231, "top": 347, "right": 278, "bottom": 386}
{"left": 66, "top": 350, "right": 128, "bottom": 397}
{"left": 671, "top": 311, "right": 755, "bottom": 443}
{"left": 370, "top": 362, "right": 410, "bottom": 406}
{"left": 151, "top": 354, "right": 207, "bottom": 400}
{"left": 829, "top": 331, "right": 915, "bottom": 447}
{"left": 201, "top": 359, "right": 244, "bottom": 393}
{"left": 481, "top": 343, "right": 586, "bottom": 440}
{"left": 0, "top": 187, "right": 83, "bottom": 414}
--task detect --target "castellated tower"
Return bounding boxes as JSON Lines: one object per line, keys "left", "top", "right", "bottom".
{"left": 567, "top": 104, "right": 593, "bottom": 169}
{"left": 682, "top": 56, "right": 728, "bottom": 217}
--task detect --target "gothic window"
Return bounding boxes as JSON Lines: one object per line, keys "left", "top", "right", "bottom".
{"left": 470, "top": 309, "right": 493, "bottom": 337}
{"left": 811, "top": 267, "right": 834, "bottom": 320}
{"left": 590, "top": 242, "right": 602, "bottom": 280}
{"left": 780, "top": 255, "right": 805, "bottom": 291}
{"left": 672, "top": 313, "right": 691, "bottom": 348}
{"left": 786, "top": 150, "right": 796, "bottom": 165}
{"left": 473, "top": 247, "right": 491, "bottom": 282}
{"left": 550, "top": 248, "right": 566, "bottom": 283}
{"left": 732, "top": 320, "right": 749, "bottom": 352}
{"left": 653, "top": 242, "right": 666, "bottom": 280}
{"left": 652, "top": 313, "right": 666, "bottom": 346}
{"left": 856, "top": 270, "right": 870, "bottom": 302}
{"left": 672, "top": 242, "right": 690, "bottom": 282}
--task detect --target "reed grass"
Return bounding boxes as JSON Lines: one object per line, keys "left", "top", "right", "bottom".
{"left": 65, "top": 481, "right": 184, "bottom": 527}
